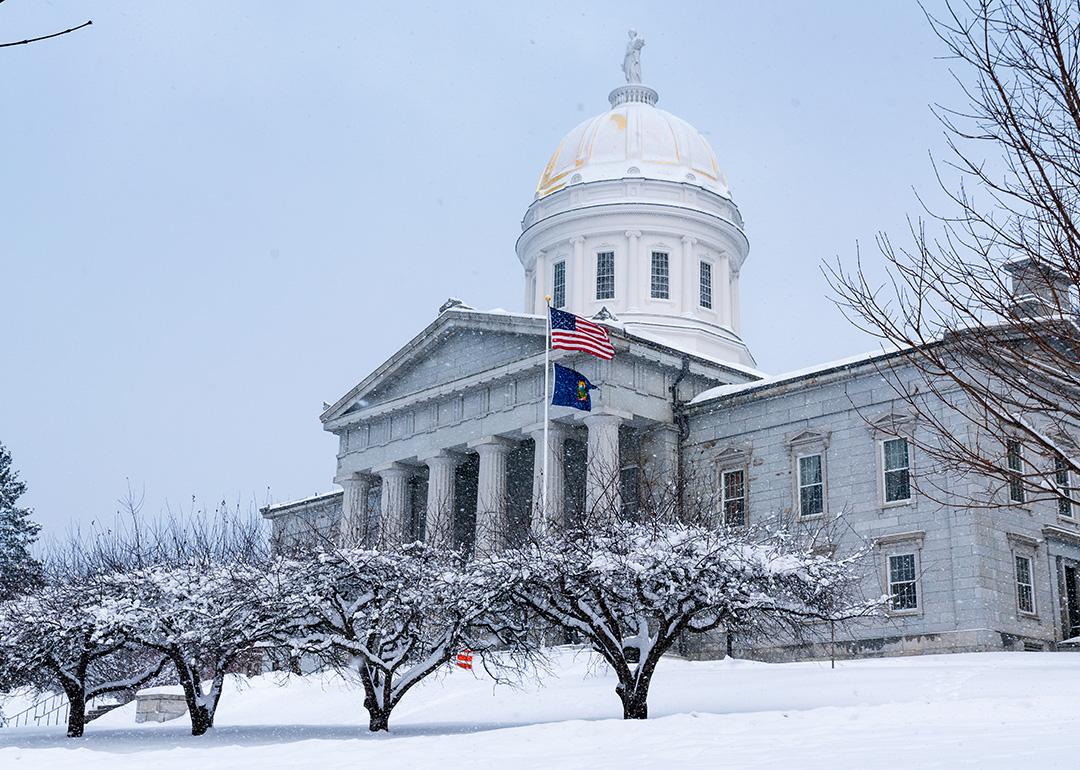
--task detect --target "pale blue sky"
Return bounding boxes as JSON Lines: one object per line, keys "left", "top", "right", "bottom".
{"left": 3, "top": 1, "right": 960, "bottom": 537}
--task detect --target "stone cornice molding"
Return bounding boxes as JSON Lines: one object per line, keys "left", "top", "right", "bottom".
{"left": 1043, "top": 524, "right": 1080, "bottom": 547}
{"left": 1006, "top": 531, "right": 1041, "bottom": 549}
{"left": 874, "top": 530, "right": 926, "bottom": 548}
{"left": 517, "top": 199, "right": 749, "bottom": 256}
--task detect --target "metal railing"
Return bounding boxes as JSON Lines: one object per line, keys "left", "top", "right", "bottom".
{"left": 1, "top": 692, "right": 108, "bottom": 729}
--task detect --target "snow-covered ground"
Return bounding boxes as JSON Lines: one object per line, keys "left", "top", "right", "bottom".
{"left": 3, "top": 649, "right": 1080, "bottom": 769}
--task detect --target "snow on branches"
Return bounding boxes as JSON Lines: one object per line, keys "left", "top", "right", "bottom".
{"left": 0, "top": 576, "right": 167, "bottom": 737}
{"left": 485, "top": 519, "right": 878, "bottom": 719}
{"left": 103, "top": 561, "right": 284, "bottom": 736}
{"left": 277, "top": 543, "right": 520, "bottom": 732}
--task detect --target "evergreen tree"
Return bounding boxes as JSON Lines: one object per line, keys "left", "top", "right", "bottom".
{"left": 0, "top": 441, "right": 42, "bottom": 599}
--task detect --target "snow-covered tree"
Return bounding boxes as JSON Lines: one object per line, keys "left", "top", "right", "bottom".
{"left": 0, "top": 576, "right": 166, "bottom": 737}
{"left": 279, "top": 543, "right": 519, "bottom": 732}
{"left": 0, "top": 441, "right": 42, "bottom": 600}
{"left": 488, "top": 518, "right": 878, "bottom": 720}
{"left": 105, "top": 560, "right": 283, "bottom": 736}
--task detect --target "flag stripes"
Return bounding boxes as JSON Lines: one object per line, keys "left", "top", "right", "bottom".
{"left": 549, "top": 307, "right": 615, "bottom": 360}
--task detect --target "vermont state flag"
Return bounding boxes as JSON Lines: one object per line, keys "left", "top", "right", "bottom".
{"left": 552, "top": 363, "right": 597, "bottom": 412}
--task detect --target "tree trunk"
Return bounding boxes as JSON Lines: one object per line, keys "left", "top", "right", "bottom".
{"left": 616, "top": 679, "right": 649, "bottom": 720}
{"left": 367, "top": 708, "right": 391, "bottom": 732}
{"left": 189, "top": 703, "right": 214, "bottom": 736}
{"left": 65, "top": 688, "right": 87, "bottom": 738}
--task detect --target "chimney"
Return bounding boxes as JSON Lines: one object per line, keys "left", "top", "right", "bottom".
{"left": 1004, "top": 257, "right": 1074, "bottom": 316}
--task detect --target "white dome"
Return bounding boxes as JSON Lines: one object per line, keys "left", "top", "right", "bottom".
{"left": 536, "top": 85, "right": 729, "bottom": 199}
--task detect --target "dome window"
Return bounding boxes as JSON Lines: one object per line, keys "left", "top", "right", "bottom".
{"left": 553, "top": 261, "right": 567, "bottom": 309}
{"left": 650, "top": 252, "right": 670, "bottom": 299}
{"left": 699, "top": 261, "right": 713, "bottom": 309}
{"left": 596, "top": 252, "right": 615, "bottom": 300}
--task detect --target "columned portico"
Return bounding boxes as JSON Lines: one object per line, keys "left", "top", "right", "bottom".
{"left": 338, "top": 473, "right": 373, "bottom": 546}
{"left": 583, "top": 410, "right": 627, "bottom": 516}
{"left": 528, "top": 422, "right": 569, "bottom": 535}
{"left": 376, "top": 463, "right": 412, "bottom": 545}
{"left": 470, "top": 436, "right": 516, "bottom": 555}
{"left": 422, "top": 450, "right": 460, "bottom": 548}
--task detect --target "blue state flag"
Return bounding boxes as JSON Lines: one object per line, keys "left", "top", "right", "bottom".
{"left": 552, "top": 363, "right": 597, "bottom": 412}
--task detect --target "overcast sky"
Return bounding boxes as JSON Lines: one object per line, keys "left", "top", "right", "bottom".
{"left": 2, "top": 1, "right": 963, "bottom": 539}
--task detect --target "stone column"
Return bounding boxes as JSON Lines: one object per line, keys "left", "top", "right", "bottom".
{"left": 718, "top": 252, "right": 733, "bottom": 328}
{"left": 422, "top": 451, "right": 459, "bottom": 548}
{"left": 584, "top": 412, "right": 625, "bottom": 518}
{"left": 731, "top": 269, "right": 741, "bottom": 333}
{"left": 338, "top": 473, "right": 373, "bottom": 546}
{"left": 469, "top": 436, "right": 515, "bottom": 555}
{"left": 625, "top": 230, "right": 642, "bottom": 310}
{"left": 528, "top": 422, "right": 569, "bottom": 536}
{"left": 533, "top": 250, "right": 548, "bottom": 314}
{"left": 571, "top": 236, "right": 586, "bottom": 312}
{"left": 681, "top": 236, "right": 697, "bottom": 312}
{"left": 376, "top": 463, "right": 412, "bottom": 546}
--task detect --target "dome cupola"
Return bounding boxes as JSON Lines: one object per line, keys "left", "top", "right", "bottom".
{"left": 536, "top": 84, "right": 729, "bottom": 200}
{"left": 517, "top": 31, "right": 755, "bottom": 368}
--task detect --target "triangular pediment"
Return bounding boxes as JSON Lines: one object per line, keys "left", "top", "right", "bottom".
{"left": 321, "top": 309, "right": 546, "bottom": 424}
{"left": 868, "top": 410, "right": 915, "bottom": 436}
{"left": 785, "top": 428, "right": 831, "bottom": 448}
{"left": 715, "top": 443, "right": 753, "bottom": 467}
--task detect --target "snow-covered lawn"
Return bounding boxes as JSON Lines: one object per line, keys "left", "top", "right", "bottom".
{"left": 3, "top": 649, "right": 1080, "bottom": 769}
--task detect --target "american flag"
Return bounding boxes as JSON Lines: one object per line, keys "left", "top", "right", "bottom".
{"left": 549, "top": 307, "right": 615, "bottom": 360}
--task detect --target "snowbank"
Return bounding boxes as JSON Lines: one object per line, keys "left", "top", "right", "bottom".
{"left": 3, "top": 649, "right": 1080, "bottom": 768}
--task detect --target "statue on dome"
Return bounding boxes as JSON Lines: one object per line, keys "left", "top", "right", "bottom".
{"left": 622, "top": 29, "right": 644, "bottom": 84}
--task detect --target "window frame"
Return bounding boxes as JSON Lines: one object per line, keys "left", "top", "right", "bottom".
{"left": 552, "top": 260, "right": 566, "bottom": 309}
{"left": 1055, "top": 455, "right": 1074, "bottom": 519}
{"left": 1014, "top": 553, "right": 1036, "bottom": 616}
{"left": 699, "top": 260, "right": 713, "bottom": 309}
{"left": 650, "top": 251, "right": 670, "bottom": 300}
{"left": 881, "top": 436, "right": 912, "bottom": 505}
{"left": 797, "top": 452, "right": 826, "bottom": 518}
{"left": 595, "top": 251, "right": 615, "bottom": 301}
{"left": 887, "top": 552, "right": 919, "bottom": 612}
{"left": 720, "top": 467, "right": 747, "bottom": 527}
{"left": 1006, "top": 439, "right": 1025, "bottom": 504}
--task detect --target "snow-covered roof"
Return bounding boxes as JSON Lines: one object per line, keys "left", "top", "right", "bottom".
{"left": 261, "top": 489, "right": 343, "bottom": 516}
{"left": 689, "top": 347, "right": 904, "bottom": 406}
{"left": 622, "top": 326, "right": 767, "bottom": 380}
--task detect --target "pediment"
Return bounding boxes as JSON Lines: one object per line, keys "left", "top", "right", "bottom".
{"left": 321, "top": 310, "right": 546, "bottom": 424}
{"left": 867, "top": 410, "right": 915, "bottom": 437}
{"left": 715, "top": 443, "right": 753, "bottom": 468}
{"left": 785, "top": 428, "right": 831, "bottom": 449}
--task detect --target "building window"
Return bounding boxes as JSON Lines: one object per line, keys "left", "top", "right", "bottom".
{"left": 882, "top": 437, "right": 911, "bottom": 503}
{"left": 596, "top": 251, "right": 615, "bottom": 300}
{"left": 650, "top": 251, "right": 669, "bottom": 299}
{"left": 553, "top": 261, "right": 566, "bottom": 309}
{"left": 699, "top": 261, "right": 713, "bottom": 309}
{"left": 798, "top": 454, "right": 824, "bottom": 517}
{"left": 721, "top": 469, "right": 746, "bottom": 526}
{"left": 888, "top": 553, "right": 918, "bottom": 610}
{"left": 1007, "top": 439, "right": 1025, "bottom": 503}
{"left": 1056, "top": 455, "right": 1073, "bottom": 518}
{"left": 1015, "top": 554, "right": 1035, "bottom": 614}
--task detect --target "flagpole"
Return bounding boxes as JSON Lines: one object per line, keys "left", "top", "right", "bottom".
{"left": 541, "top": 296, "right": 552, "bottom": 530}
